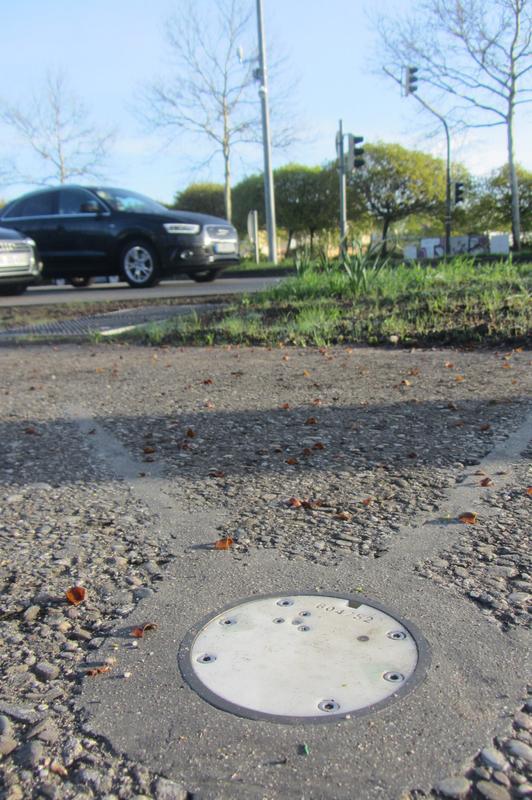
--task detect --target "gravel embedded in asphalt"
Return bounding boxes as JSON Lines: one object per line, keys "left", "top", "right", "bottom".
{"left": 0, "top": 343, "right": 530, "bottom": 799}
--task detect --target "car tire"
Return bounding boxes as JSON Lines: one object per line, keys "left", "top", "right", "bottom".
{"left": 188, "top": 269, "right": 219, "bottom": 283}
{"left": 0, "top": 284, "right": 28, "bottom": 295}
{"left": 121, "top": 241, "right": 160, "bottom": 288}
{"left": 69, "top": 276, "right": 93, "bottom": 288}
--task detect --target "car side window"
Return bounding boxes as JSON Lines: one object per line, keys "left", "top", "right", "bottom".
{"left": 4, "top": 192, "right": 57, "bottom": 218}
{"left": 59, "top": 188, "right": 104, "bottom": 215}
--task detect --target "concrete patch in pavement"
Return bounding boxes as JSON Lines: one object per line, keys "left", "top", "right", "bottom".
{"left": 71, "top": 406, "right": 531, "bottom": 800}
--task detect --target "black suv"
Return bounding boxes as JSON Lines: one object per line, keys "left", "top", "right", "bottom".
{"left": 0, "top": 185, "right": 239, "bottom": 288}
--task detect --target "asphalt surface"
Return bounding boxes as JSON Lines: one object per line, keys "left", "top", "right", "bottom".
{"left": 0, "top": 275, "right": 281, "bottom": 307}
{"left": 1, "top": 344, "right": 530, "bottom": 800}
{"left": 77, "top": 408, "right": 531, "bottom": 800}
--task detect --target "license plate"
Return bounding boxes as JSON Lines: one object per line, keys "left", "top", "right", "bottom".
{"left": 0, "top": 253, "right": 30, "bottom": 267}
{"left": 214, "top": 242, "right": 237, "bottom": 254}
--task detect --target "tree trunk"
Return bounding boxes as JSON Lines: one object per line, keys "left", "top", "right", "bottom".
{"left": 507, "top": 85, "right": 521, "bottom": 250}
{"left": 223, "top": 146, "right": 232, "bottom": 223}
{"left": 381, "top": 218, "right": 390, "bottom": 256}
{"left": 284, "top": 230, "right": 293, "bottom": 259}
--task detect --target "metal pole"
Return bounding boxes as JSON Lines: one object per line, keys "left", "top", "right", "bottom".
{"left": 253, "top": 210, "right": 259, "bottom": 264}
{"left": 256, "top": 0, "right": 277, "bottom": 264}
{"left": 443, "top": 119, "right": 451, "bottom": 257}
{"left": 337, "top": 120, "right": 347, "bottom": 257}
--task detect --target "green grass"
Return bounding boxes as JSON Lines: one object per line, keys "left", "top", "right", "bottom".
{"left": 121, "top": 256, "right": 531, "bottom": 348}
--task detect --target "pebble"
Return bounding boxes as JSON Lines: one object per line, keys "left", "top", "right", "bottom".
{"left": 13, "top": 740, "right": 44, "bottom": 768}
{"left": 514, "top": 712, "right": 532, "bottom": 731}
{"left": 434, "top": 776, "right": 471, "bottom": 798}
{"left": 506, "top": 739, "right": 532, "bottom": 763}
{"left": 153, "top": 777, "right": 188, "bottom": 800}
{"left": 34, "top": 661, "right": 60, "bottom": 682}
{"left": 515, "top": 784, "right": 532, "bottom": 797}
{"left": 508, "top": 592, "right": 531, "bottom": 606}
{"left": 476, "top": 780, "right": 512, "bottom": 800}
{"left": 481, "top": 746, "right": 509, "bottom": 771}
{"left": 0, "top": 703, "right": 41, "bottom": 724}
{"left": 27, "top": 718, "right": 59, "bottom": 744}
{"left": 0, "top": 735, "right": 18, "bottom": 756}
{"left": 23, "top": 605, "right": 41, "bottom": 622}
{"left": 0, "top": 715, "right": 14, "bottom": 736}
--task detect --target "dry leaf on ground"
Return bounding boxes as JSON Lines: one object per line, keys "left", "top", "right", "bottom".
{"left": 65, "top": 586, "right": 86, "bottom": 606}
{"left": 458, "top": 512, "right": 478, "bottom": 525}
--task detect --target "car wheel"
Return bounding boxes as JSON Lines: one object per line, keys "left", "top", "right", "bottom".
{"left": 0, "top": 284, "right": 28, "bottom": 295}
{"left": 188, "top": 269, "right": 219, "bottom": 283}
{"left": 69, "top": 276, "right": 93, "bottom": 288}
{"left": 121, "top": 241, "right": 160, "bottom": 288}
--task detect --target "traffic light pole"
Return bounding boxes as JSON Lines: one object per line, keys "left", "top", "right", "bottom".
{"left": 337, "top": 119, "right": 347, "bottom": 257}
{"left": 415, "top": 95, "right": 452, "bottom": 257}
{"left": 256, "top": 0, "right": 277, "bottom": 264}
{"left": 386, "top": 67, "right": 452, "bottom": 256}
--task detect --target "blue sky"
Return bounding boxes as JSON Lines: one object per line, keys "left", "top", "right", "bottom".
{"left": 1, "top": 0, "right": 530, "bottom": 203}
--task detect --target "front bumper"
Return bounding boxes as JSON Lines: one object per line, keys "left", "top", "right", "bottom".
{"left": 0, "top": 241, "right": 42, "bottom": 285}
{"left": 159, "top": 229, "right": 240, "bottom": 274}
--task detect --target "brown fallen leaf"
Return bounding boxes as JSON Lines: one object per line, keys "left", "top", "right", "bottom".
{"left": 301, "top": 499, "right": 322, "bottom": 509}
{"left": 65, "top": 586, "right": 86, "bottom": 606}
{"left": 214, "top": 537, "right": 234, "bottom": 550}
{"left": 361, "top": 497, "right": 373, "bottom": 506}
{"left": 303, "top": 370, "right": 311, "bottom": 377}
{"left": 86, "top": 665, "right": 112, "bottom": 677}
{"left": 203, "top": 378, "right": 213, "bottom": 385}
{"left": 312, "top": 442, "right": 325, "bottom": 450}
{"left": 186, "top": 428, "right": 196, "bottom": 438}
{"left": 479, "top": 424, "right": 491, "bottom": 432}
{"left": 304, "top": 417, "right": 318, "bottom": 425}
{"left": 143, "top": 445, "right": 156, "bottom": 454}
{"left": 408, "top": 368, "right": 420, "bottom": 376}
{"left": 335, "top": 511, "right": 352, "bottom": 521}
{"left": 447, "top": 402, "right": 458, "bottom": 411}
{"left": 502, "top": 363, "right": 512, "bottom": 369}
{"left": 279, "top": 403, "right": 290, "bottom": 410}
{"left": 311, "top": 398, "right": 322, "bottom": 406}
{"left": 480, "top": 477, "right": 493, "bottom": 487}
{"left": 288, "top": 497, "right": 302, "bottom": 508}
{"left": 302, "top": 448, "right": 312, "bottom": 456}
{"left": 455, "top": 375, "right": 465, "bottom": 382}
{"left": 131, "top": 622, "right": 158, "bottom": 638}
{"left": 401, "top": 379, "right": 411, "bottom": 386}
{"left": 281, "top": 355, "right": 290, "bottom": 361}
{"left": 209, "top": 470, "right": 225, "bottom": 478}
{"left": 285, "top": 457, "right": 299, "bottom": 465}
{"left": 24, "top": 426, "right": 38, "bottom": 435}
{"left": 444, "top": 361, "right": 454, "bottom": 368}
{"left": 458, "top": 511, "right": 477, "bottom": 525}
{"left": 526, "top": 487, "right": 532, "bottom": 497}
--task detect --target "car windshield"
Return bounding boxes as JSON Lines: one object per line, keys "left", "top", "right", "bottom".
{"left": 94, "top": 188, "right": 167, "bottom": 214}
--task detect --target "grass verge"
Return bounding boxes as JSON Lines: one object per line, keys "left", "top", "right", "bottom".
{"left": 122, "top": 257, "right": 531, "bottom": 348}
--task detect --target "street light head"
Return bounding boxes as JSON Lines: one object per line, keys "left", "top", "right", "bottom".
{"left": 237, "top": 46, "right": 244, "bottom": 64}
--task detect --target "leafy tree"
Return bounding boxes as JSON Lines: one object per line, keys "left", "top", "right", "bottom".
{"left": 232, "top": 174, "right": 265, "bottom": 235}
{"left": 352, "top": 143, "right": 446, "bottom": 253}
{"left": 467, "top": 164, "right": 532, "bottom": 233}
{"left": 273, "top": 164, "right": 339, "bottom": 254}
{"left": 0, "top": 70, "right": 113, "bottom": 185}
{"left": 173, "top": 183, "right": 225, "bottom": 218}
{"left": 376, "top": 0, "right": 532, "bottom": 250}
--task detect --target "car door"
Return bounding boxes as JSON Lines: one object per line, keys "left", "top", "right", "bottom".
{"left": 54, "top": 188, "right": 112, "bottom": 276}
{"left": 0, "top": 191, "right": 59, "bottom": 275}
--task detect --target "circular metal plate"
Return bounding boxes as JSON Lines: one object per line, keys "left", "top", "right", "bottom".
{"left": 178, "top": 593, "right": 430, "bottom": 724}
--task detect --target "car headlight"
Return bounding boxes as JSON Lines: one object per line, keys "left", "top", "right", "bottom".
{"left": 24, "top": 238, "right": 37, "bottom": 248}
{"left": 163, "top": 223, "right": 201, "bottom": 234}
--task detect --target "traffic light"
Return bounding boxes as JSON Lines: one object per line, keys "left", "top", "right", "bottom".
{"left": 346, "top": 134, "right": 364, "bottom": 171}
{"left": 454, "top": 182, "right": 465, "bottom": 204}
{"left": 405, "top": 66, "right": 419, "bottom": 95}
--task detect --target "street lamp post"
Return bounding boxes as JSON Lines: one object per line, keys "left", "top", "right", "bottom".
{"left": 256, "top": 0, "right": 277, "bottom": 264}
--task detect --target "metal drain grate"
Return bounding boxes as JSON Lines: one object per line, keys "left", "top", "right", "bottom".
{"left": 179, "top": 592, "right": 430, "bottom": 724}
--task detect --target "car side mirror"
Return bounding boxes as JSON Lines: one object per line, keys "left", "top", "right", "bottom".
{"left": 80, "top": 201, "right": 101, "bottom": 214}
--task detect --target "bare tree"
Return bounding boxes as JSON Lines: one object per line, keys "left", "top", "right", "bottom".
{"left": 376, "top": 0, "right": 532, "bottom": 250}
{"left": 0, "top": 70, "right": 114, "bottom": 185}
{"left": 142, "top": 0, "right": 295, "bottom": 222}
